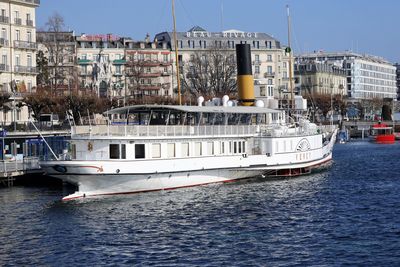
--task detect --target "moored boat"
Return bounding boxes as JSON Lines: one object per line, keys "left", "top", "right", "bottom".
{"left": 40, "top": 43, "right": 337, "bottom": 200}
{"left": 370, "top": 122, "right": 395, "bottom": 144}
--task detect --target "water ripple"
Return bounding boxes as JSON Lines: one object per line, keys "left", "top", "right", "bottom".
{"left": 1, "top": 142, "right": 400, "bottom": 266}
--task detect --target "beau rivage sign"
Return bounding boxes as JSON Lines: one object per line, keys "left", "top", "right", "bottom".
{"left": 185, "top": 31, "right": 258, "bottom": 38}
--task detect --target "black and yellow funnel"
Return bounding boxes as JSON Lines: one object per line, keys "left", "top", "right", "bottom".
{"left": 236, "top": 43, "right": 255, "bottom": 106}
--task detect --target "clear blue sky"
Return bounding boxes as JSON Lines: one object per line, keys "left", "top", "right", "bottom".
{"left": 36, "top": 0, "right": 400, "bottom": 63}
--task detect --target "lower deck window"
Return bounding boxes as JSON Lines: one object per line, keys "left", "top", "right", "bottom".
{"left": 110, "top": 144, "right": 120, "bottom": 159}
{"left": 194, "top": 142, "right": 202, "bottom": 156}
{"left": 135, "top": 144, "right": 145, "bottom": 159}
{"left": 110, "top": 144, "right": 126, "bottom": 159}
{"left": 152, "top": 143, "right": 161, "bottom": 158}
{"left": 181, "top": 143, "right": 189, "bottom": 157}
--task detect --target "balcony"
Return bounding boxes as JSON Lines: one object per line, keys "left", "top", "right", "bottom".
{"left": 13, "top": 0, "right": 40, "bottom": 6}
{"left": 79, "top": 71, "right": 92, "bottom": 76}
{"left": 112, "top": 59, "right": 126, "bottom": 65}
{"left": 0, "top": 38, "right": 8, "bottom": 47}
{"left": 26, "top": 19, "right": 33, "bottom": 27}
{"left": 138, "top": 83, "right": 162, "bottom": 90}
{"left": 160, "top": 60, "right": 173, "bottom": 66}
{"left": 161, "top": 71, "right": 172, "bottom": 76}
{"left": 252, "top": 60, "right": 261, "bottom": 65}
{"left": 14, "top": 18, "right": 22, "bottom": 25}
{"left": 139, "top": 72, "right": 162, "bottom": 77}
{"left": 0, "top": 64, "right": 9, "bottom": 72}
{"left": 264, "top": 72, "right": 275, "bottom": 78}
{"left": 14, "top": 65, "right": 37, "bottom": 74}
{"left": 77, "top": 59, "right": 92, "bottom": 65}
{"left": 0, "top": 16, "right": 9, "bottom": 24}
{"left": 14, "top": 40, "right": 37, "bottom": 50}
{"left": 113, "top": 72, "right": 124, "bottom": 77}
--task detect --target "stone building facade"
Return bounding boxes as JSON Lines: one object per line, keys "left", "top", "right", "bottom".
{"left": 155, "top": 26, "right": 294, "bottom": 100}
{"left": 0, "top": 0, "right": 39, "bottom": 94}
{"left": 297, "top": 52, "right": 396, "bottom": 100}
{"left": 294, "top": 61, "right": 347, "bottom": 97}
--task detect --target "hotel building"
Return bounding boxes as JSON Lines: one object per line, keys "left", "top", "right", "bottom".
{"left": 155, "top": 26, "right": 294, "bottom": 99}
{"left": 297, "top": 52, "right": 397, "bottom": 100}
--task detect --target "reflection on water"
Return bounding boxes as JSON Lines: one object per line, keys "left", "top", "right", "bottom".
{"left": 1, "top": 142, "right": 400, "bottom": 265}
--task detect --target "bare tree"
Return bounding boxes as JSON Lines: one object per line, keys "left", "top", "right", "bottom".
{"left": 125, "top": 53, "right": 146, "bottom": 99}
{"left": 181, "top": 44, "right": 237, "bottom": 98}
{"left": 38, "top": 12, "right": 75, "bottom": 95}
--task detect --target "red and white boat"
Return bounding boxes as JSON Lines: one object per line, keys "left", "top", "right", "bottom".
{"left": 371, "top": 122, "right": 395, "bottom": 144}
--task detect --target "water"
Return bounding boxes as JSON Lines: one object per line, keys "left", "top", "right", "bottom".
{"left": 1, "top": 141, "right": 400, "bottom": 266}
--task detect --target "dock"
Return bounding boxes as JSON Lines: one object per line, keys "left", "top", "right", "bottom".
{"left": 0, "top": 128, "right": 70, "bottom": 187}
{"left": 0, "top": 157, "right": 42, "bottom": 187}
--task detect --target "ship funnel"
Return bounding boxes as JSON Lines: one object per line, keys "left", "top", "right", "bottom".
{"left": 236, "top": 44, "right": 255, "bottom": 106}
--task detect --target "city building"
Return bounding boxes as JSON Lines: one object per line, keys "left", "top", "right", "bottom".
{"left": 294, "top": 61, "right": 347, "bottom": 97}
{"left": 0, "top": 0, "right": 40, "bottom": 126}
{"left": 0, "top": 0, "right": 39, "bottom": 94}
{"left": 36, "top": 30, "right": 76, "bottom": 95}
{"left": 125, "top": 36, "right": 173, "bottom": 98}
{"left": 297, "top": 51, "right": 397, "bottom": 100}
{"left": 155, "top": 26, "right": 294, "bottom": 100}
{"left": 75, "top": 34, "right": 127, "bottom": 98}
{"left": 394, "top": 63, "right": 400, "bottom": 101}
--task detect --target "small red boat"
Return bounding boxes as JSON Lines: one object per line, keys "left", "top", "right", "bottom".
{"left": 371, "top": 122, "right": 395, "bottom": 144}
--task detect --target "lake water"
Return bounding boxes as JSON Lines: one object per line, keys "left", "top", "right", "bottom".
{"left": 1, "top": 141, "right": 400, "bottom": 266}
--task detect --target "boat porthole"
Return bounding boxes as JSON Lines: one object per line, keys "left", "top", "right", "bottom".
{"left": 116, "top": 169, "right": 120, "bottom": 173}
{"left": 53, "top": 165, "right": 67, "bottom": 173}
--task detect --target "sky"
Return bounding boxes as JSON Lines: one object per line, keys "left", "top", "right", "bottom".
{"left": 36, "top": 0, "right": 400, "bottom": 63}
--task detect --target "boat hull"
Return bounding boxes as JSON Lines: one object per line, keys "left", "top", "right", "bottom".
{"left": 42, "top": 151, "right": 333, "bottom": 201}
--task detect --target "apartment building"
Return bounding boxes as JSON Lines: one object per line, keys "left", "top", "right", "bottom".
{"left": 36, "top": 30, "right": 76, "bottom": 95}
{"left": 0, "top": 0, "right": 39, "bottom": 126}
{"left": 294, "top": 61, "right": 347, "bottom": 97}
{"left": 155, "top": 26, "right": 293, "bottom": 99}
{"left": 394, "top": 63, "right": 400, "bottom": 101}
{"left": 297, "top": 52, "right": 397, "bottom": 100}
{"left": 75, "top": 34, "right": 127, "bottom": 98}
{"left": 0, "top": 0, "right": 39, "bottom": 94}
{"left": 125, "top": 37, "right": 173, "bottom": 98}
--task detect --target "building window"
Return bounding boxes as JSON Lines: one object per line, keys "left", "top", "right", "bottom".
{"left": 260, "top": 86, "right": 266, "bottom": 96}
{"left": 15, "top": 30, "right": 20, "bottom": 41}
{"left": 152, "top": 143, "right": 161, "bottom": 158}
{"left": 27, "top": 31, "right": 32, "bottom": 42}
{"left": 255, "top": 66, "right": 260, "bottom": 74}
{"left": 267, "top": 54, "right": 272, "bottom": 62}
{"left": 27, "top": 54, "right": 32, "bottom": 67}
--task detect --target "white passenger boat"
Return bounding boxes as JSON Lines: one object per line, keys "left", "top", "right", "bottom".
{"left": 40, "top": 43, "right": 337, "bottom": 200}
{"left": 40, "top": 102, "right": 337, "bottom": 200}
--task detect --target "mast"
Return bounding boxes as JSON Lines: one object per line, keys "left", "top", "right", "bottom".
{"left": 286, "top": 5, "right": 294, "bottom": 111}
{"left": 172, "top": 0, "right": 182, "bottom": 105}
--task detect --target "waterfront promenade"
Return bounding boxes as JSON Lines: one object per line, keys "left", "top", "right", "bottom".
{"left": 0, "top": 126, "right": 70, "bottom": 186}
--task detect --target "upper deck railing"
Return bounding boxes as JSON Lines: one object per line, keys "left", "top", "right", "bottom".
{"left": 72, "top": 124, "right": 336, "bottom": 139}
